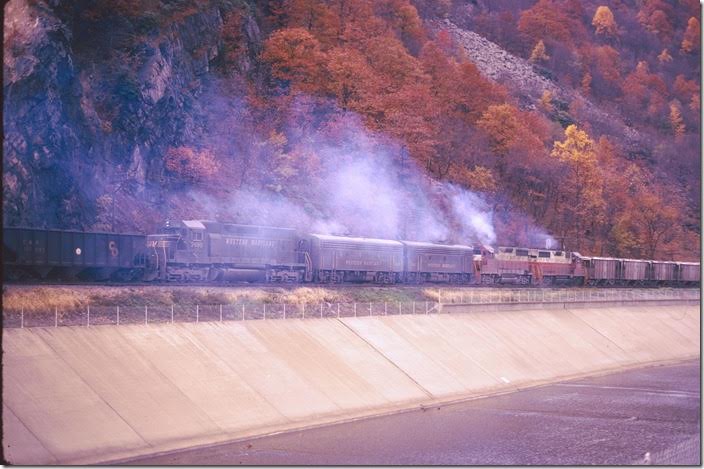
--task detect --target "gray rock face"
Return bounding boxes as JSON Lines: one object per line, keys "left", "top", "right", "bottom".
{"left": 3, "top": 0, "right": 255, "bottom": 229}
{"left": 434, "top": 19, "right": 647, "bottom": 156}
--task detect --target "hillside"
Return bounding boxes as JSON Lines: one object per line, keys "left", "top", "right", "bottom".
{"left": 3, "top": 0, "right": 700, "bottom": 260}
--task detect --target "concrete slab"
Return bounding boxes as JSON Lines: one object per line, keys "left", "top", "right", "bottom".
{"left": 340, "top": 317, "right": 466, "bottom": 397}
{"left": 3, "top": 304, "right": 699, "bottom": 465}
{"left": 2, "top": 328, "right": 147, "bottom": 462}
{"left": 2, "top": 402, "right": 57, "bottom": 465}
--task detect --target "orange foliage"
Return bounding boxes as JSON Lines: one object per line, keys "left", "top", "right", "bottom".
{"left": 681, "top": 17, "right": 700, "bottom": 53}
{"left": 262, "top": 28, "right": 326, "bottom": 93}
{"left": 620, "top": 61, "right": 668, "bottom": 118}
{"left": 637, "top": 0, "right": 674, "bottom": 39}
{"left": 518, "top": 0, "right": 580, "bottom": 46}
{"left": 592, "top": 6, "right": 618, "bottom": 37}
{"left": 164, "top": 147, "right": 219, "bottom": 183}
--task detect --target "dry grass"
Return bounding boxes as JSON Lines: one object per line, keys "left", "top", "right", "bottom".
{"left": 2, "top": 284, "right": 435, "bottom": 314}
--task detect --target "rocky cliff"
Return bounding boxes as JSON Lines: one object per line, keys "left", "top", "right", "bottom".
{"left": 3, "top": 0, "right": 259, "bottom": 230}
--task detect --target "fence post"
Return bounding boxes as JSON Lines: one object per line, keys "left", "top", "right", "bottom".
{"left": 220, "top": 304, "right": 223, "bottom": 322}
{"left": 196, "top": 304, "right": 199, "bottom": 323}
{"left": 384, "top": 302, "right": 387, "bottom": 315}
{"left": 87, "top": 305, "right": 90, "bottom": 327}
{"left": 117, "top": 306, "right": 120, "bottom": 325}
{"left": 303, "top": 302, "right": 306, "bottom": 319}
{"left": 21, "top": 308, "right": 24, "bottom": 329}
{"left": 337, "top": 303, "right": 340, "bottom": 318}
{"left": 242, "top": 304, "right": 245, "bottom": 321}
{"left": 171, "top": 304, "right": 174, "bottom": 324}
{"left": 413, "top": 301, "right": 415, "bottom": 314}
{"left": 399, "top": 301, "right": 401, "bottom": 315}
{"left": 263, "top": 304, "right": 266, "bottom": 320}
{"left": 145, "top": 306, "right": 148, "bottom": 325}
{"left": 425, "top": 301, "right": 428, "bottom": 314}
{"left": 283, "top": 303, "right": 286, "bottom": 320}
{"left": 320, "top": 303, "right": 323, "bottom": 318}
{"left": 354, "top": 303, "right": 357, "bottom": 317}
{"left": 55, "top": 306, "right": 58, "bottom": 327}
{"left": 369, "top": 302, "right": 372, "bottom": 316}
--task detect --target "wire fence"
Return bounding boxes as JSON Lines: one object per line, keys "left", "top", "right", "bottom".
{"left": 3, "top": 301, "right": 440, "bottom": 328}
{"left": 3, "top": 289, "right": 698, "bottom": 329}
{"left": 634, "top": 436, "right": 701, "bottom": 465}
{"left": 437, "top": 288, "right": 700, "bottom": 304}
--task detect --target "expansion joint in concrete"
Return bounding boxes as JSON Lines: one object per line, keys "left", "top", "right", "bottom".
{"left": 335, "top": 318, "right": 435, "bottom": 399}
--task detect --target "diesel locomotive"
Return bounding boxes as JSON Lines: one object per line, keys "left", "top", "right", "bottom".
{"left": 2, "top": 220, "right": 700, "bottom": 287}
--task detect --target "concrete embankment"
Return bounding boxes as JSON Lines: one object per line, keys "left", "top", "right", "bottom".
{"left": 2, "top": 304, "right": 699, "bottom": 464}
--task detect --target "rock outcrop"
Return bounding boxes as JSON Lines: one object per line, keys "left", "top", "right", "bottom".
{"left": 3, "top": 0, "right": 260, "bottom": 230}
{"left": 434, "top": 19, "right": 648, "bottom": 157}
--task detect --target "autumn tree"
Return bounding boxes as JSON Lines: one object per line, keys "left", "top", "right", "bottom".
{"left": 550, "top": 125, "right": 606, "bottom": 251}
{"left": 637, "top": 0, "right": 674, "bottom": 39}
{"left": 612, "top": 190, "right": 682, "bottom": 258}
{"left": 657, "top": 48, "right": 672, "bottom": 63}
{"left": 518, "top": 0, "right": 582, "bottom": 47}
{"left": 539, "top": 90, "right": 554, "bottom": 112}
{"left": 669, "top": 101, "right": 685, "bottom": 138}
{"left": 262, "top": 28, "right": 327, "bottom": 93}
{"left": 324, "top": 46, "right": 378, "bottom": 112}
{"left": 620, "top": 61, "right": 668, "bottom": 121}
{"left": 592, "top": 6, "right": 617, "bottom": 37}
{"left": 164, "top": 147, "right": 220, "bottom": 183}
{"left": 529, "top": 40, "right": 549, "bottom": 63}
{"left": 376, "top": 0, "right": 426, "bottom": 53}
{"left": 681, "top": 17, "right": 700, "bottom": 54}
{"left": 280, "top": 0, "right": 340, "bottom": 47}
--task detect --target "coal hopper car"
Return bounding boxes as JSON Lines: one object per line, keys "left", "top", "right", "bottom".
{"left": 3, "top": 227, "right": 147, "bottom": 281}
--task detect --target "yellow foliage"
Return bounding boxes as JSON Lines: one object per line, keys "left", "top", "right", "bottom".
{"left": 592, "top": 6, "right": 618, "bottom": 36}
{"left": 657, "top": 48, "right": 672, "bottom": 63}
{"left": 669, "top": 102, "right": 685, "bottom": 138}
{"left": 681, "top": 17, "right": 700, "bottom": 53}
{"left": 539, "top": 90, "right": 554, "bottom": 112}
{"left": 455, "top": 165, "right": 497, "bottom": 193}
{"left": 551, "top": 124, "right": 596, "bottom": 164}
{"left": 529, "top": 40, "right": 549, "bottom": 63}
{"left": 581, "top": 72, "right": 592, "bottom": 95}
{"left": 477, "top": 104, "right": 522, "bottom": 155}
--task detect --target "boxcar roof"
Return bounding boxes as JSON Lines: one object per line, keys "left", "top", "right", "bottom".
{"left": 310, "top": 233, "right": 403, "bottom": 246}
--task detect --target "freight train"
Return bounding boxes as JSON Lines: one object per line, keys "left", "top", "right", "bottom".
{"left": 3, "top": 221, "right": 700, "bottom": 287}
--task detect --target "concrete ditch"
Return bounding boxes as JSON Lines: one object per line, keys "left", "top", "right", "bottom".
{"left": 2, "top": 303, "right": 699, "bottom": 464}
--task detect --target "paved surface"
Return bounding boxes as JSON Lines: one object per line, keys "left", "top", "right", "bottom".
{"left": 3, "top": 304, "right": 699, "bottom": 464}
{"left": 124, "top": 359, "right": 701, "bottom": 465}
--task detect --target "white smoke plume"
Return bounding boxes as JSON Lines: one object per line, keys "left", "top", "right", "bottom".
{"left": 175, "top": 92, "right": 561, "bottom": 248}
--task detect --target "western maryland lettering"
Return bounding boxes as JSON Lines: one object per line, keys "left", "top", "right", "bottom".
{"left": 345, "top": 259, "right": 383, "bottom": 267}
{"left": 225, "top": 238, "right": 276, "bottom": 248}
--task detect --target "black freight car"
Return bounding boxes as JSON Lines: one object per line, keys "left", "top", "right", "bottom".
{"left": 3, "top": 227, "right": 147, "bottom": 281}
{"left": 308, "top": 234, "right": 404, "bottom": 283}
{"left": 145, "top": 220, "right": 307, "bottom": 282}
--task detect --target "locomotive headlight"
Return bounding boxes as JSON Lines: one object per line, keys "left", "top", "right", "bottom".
{"left": 75, "top": 248, "right": 82, "bottom": 255}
